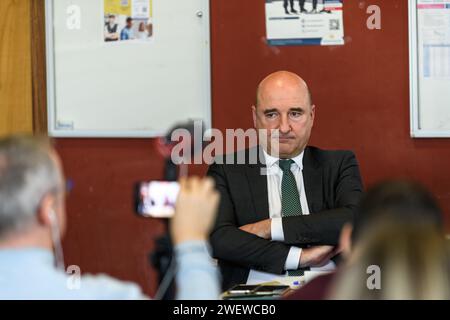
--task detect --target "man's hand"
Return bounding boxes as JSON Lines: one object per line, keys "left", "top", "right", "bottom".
{"left": 239, "top": 219, "right": 272, "bottom": 240}
{"left": 170, "top": 177, "right": 220, "bottom": 245}
{"left": 300, "top": 245, "right": 339, "bottom": 268}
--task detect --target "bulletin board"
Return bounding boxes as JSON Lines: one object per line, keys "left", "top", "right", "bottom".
{"left": 45, "top": 0, "right": 211, "bottom": 137}
{"left": 409, "top": 0, "right": 450, "bottom": 137}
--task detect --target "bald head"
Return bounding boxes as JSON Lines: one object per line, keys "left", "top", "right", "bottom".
{"left": 256, "top": 71, "right": 312, "bottom": 109}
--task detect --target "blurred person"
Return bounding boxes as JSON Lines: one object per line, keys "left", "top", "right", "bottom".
{"left": 286, "top": 180, "right": 446, "bottom": 300}
{"left": 147, "top": 23, "right": 153, "bottom": 37}
{"left": 329, "top": 222, "right": 450, "bottom": 300}
{"left": 0, "top": 135, "right": 220, "bottom": 300}
{"left": 310, "top": 0, "right": 332, "bottom": 14}
{"left": 120, "top": 17, "right": 135, "bottom": 40}
{"left": 298, "top": 0, "right": 307, "bottom": 13}
{"left": 104, "top": 14, "right": 119, "bottom": 42}
{"left": 308, "top": 0, "right": 318, "bottom": 13}
{"left": 137, "top": 22, "right": 148, "bottom": 40}
{"left": 172, "top": 177, "right": 221, "bottom": 299}
{"left": 313, "top": 0, "right": 332, "bottom": 14}
{"left": 284, "top": 0, "right": 297, "bottom": 14}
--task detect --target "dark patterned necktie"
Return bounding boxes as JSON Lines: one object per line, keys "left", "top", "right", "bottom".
{"left": 279, "top": 159, "right": 308, "bottom": 276}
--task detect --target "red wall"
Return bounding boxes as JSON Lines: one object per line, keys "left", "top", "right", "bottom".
{"left": 56, "top": 0, "right": 450, "bottom": 297}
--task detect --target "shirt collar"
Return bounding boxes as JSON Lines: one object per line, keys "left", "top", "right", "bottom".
{"left": 262, "top": 149, "right": 304, "bottom": 170}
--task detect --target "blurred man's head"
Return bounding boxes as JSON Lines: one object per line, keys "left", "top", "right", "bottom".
{"left": 126, "top": 17, "right": 133, "bottom": 28}
{"left": 0, "top": 135, "right": 66, "bottom": 249}
{"left": 108, "top": 15, "right": 116, "bottom": 25}
{"left": 252, "top": 71, "right": 315, "bottom": 159}
{"left": 339, "top": 180, "right": 444, "bottom": 258}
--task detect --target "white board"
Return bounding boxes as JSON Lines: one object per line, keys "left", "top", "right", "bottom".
{"left": 45, "top": 0, "right": 211, "bottom": 137}
{"left": 409, "top": 0, "right": 450, "bottom": 138}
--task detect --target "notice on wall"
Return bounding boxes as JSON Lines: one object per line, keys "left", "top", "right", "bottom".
{"left": 418, "top": 0, "right": 450, "bottom": 79}
{"left": 103, "top": 0, "right": 153, "bottom": 43}
{"left": 265, "top": 0, "right": 345, "bottom": 46}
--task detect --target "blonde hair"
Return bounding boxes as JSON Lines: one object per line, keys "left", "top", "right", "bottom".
{"left": 329, "top": 222, "right": 450, "bottom": 300}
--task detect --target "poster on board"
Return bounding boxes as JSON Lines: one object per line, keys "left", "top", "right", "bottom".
{"left": 265, "top": 0, "right": 345, "bottom": 46}
{"left": 412, "top": 0, "right": 450, "bottom": 135}
{"left": 417, "top": 0, "right": 450, "bottom": 80}
{"left": 104, "top": 0, "right": 153, "bottom": 42}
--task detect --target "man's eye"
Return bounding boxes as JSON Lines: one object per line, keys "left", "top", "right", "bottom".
{"left": 290, "top": 111, "right": 302, "bottom": 118}
{"left": 266, "top": 113, "right": 278, "bottom": 119}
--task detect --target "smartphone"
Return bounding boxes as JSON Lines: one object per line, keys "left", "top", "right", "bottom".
{"left": 135, "top": 181, "right": 180, "bottom": 218}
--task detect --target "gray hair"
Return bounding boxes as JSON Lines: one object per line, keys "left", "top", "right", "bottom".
{"left": 0, "top": 135, "right": 62, "bottom": 238}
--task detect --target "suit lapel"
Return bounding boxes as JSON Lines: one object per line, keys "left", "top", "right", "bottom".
{"left": 302, "top": 147, "right": 324, "bottom": 214}
{"left": 245, "top": 147, "right": 270, "bottom": 221}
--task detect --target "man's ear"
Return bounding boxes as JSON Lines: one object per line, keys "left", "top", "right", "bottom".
{"left": 310, "top": 104, "right": 316, "bottom": 123}
{"left": 339, "top": 223, "right": 353, "bottom": 259}
{"left": 252, "top": 105, "right": 257, "bottom": 128}
{"left": 37, "top": 193, "right": 56, "bottom": 228}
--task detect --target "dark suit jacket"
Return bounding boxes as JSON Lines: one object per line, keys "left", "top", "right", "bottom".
{"left": 207, "top": 146, "right": 364, "bottom": 290}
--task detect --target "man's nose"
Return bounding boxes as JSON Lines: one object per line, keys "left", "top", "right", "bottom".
{"left": 279, "top": 115, "right": 291, "bottom": 134}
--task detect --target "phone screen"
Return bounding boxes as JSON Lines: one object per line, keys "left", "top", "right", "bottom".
{"left": 136, "top": 181, "right": 180, "bottom": 218}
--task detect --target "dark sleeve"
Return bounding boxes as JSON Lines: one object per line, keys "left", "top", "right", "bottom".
{"left": 208, "top": 163, "right": 292, "bottom": 275}
{"left": 282, "top": 151, "right": 364, "bottom": 246}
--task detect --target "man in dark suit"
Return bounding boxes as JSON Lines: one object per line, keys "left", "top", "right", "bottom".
{"left": 311, "top": 0, "right": 318, "bottom": 13}
{"left": 208, "top": 71, "right": 363, "bottom": 290}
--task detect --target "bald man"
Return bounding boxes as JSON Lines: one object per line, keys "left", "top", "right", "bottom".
{"left": 208, "top": 71, "right": 363, "bottom": 290}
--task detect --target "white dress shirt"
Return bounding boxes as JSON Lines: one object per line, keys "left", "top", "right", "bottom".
{"left": 246, "top": 150, "right": 335, "bottom": 285}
